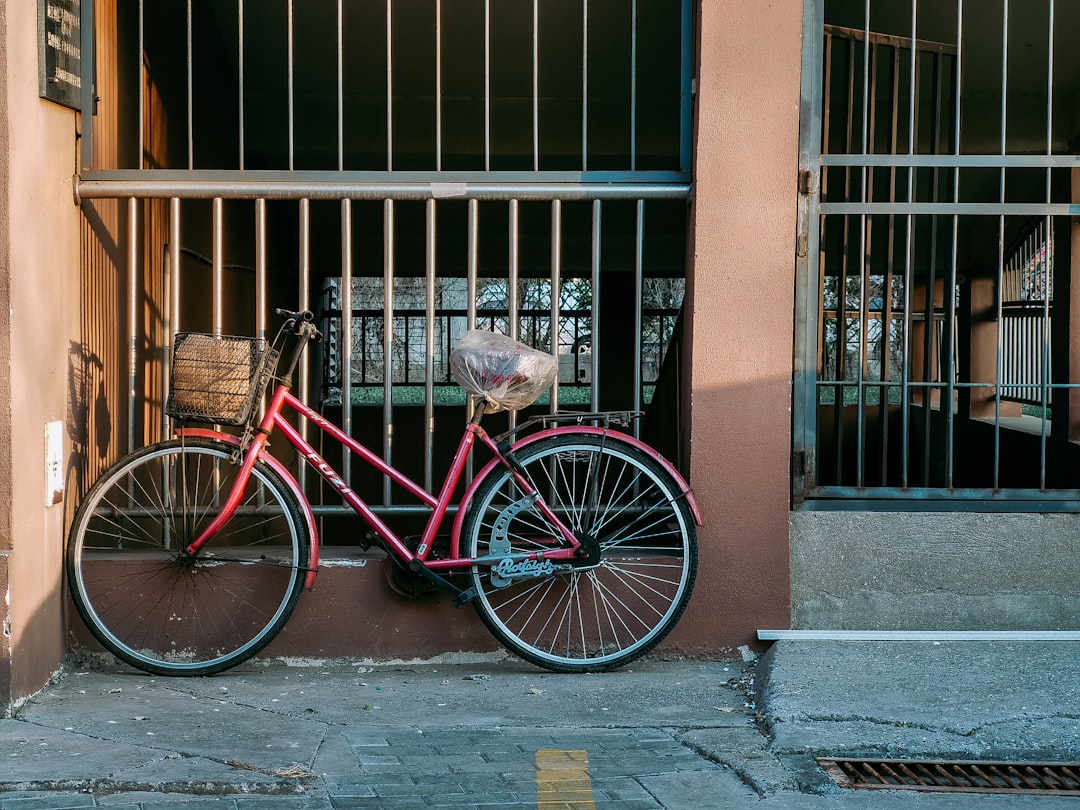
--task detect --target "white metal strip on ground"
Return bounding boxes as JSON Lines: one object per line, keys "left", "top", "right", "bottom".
{"left": 758, "top": 630, "right": 1080, "bottom": 641}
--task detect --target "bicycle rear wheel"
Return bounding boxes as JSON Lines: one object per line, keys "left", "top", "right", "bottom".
{"left": 67, "top": 438, "right": 310, "bottom": 676}
{"left": 461, "top": 433, "right": 697, "bottom": 672}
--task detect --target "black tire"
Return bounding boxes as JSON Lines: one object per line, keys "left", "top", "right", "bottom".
{"left": 66, "top": 438, "right": 310, "bottom": 676}
{"left": 461, "top": 433, "right": 697, "bottom": 672}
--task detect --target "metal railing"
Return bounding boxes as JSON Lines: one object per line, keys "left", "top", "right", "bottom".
{"left": 73, "top": 1, "right": 694, "bottom": 513}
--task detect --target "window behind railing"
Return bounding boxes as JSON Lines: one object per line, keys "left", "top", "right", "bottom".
{"left": 319, "top": 275, "right": 682, "bottom": 406}
{"left": 1000, "top": 221, "right": 1053, "bottom": 410}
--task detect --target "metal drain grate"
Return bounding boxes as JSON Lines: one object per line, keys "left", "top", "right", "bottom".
{"left": 817, "top": 758, "right": 1080, "bottom": 796}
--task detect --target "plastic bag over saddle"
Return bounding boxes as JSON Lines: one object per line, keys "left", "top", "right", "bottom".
{"left": 450, "top": 330, "right": 558, "bottom": 412}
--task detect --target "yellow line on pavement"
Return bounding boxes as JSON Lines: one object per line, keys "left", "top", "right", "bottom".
{"left": 535, "top": 749, "right": 597, "bottom": 809}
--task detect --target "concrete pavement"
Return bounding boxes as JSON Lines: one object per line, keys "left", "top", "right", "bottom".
{"left": 0, "top": 641, "right": 1077, "bottom": 808}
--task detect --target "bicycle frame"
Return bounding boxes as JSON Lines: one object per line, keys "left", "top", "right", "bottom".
{"left": 178, "top": 380, "right": 589, "bottom": 594}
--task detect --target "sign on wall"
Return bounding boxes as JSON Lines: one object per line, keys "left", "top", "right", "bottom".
{"left": 38, "top": 0, "right": 82, "bottom": 110}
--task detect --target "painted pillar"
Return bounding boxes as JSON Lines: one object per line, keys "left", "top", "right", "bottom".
{"left": 0, "top": 0, "right": 83, "bottom": 707}
{"left": 677, "top": 2, "right": 803, "bottom": 649}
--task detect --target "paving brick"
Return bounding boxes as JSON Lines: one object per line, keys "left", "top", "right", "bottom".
{"left": 592, "top": 777, "right": 662, "bottom": 802}
{"left": 0, "top": 796, "right": 98, "bottom": 810}
{"left": 371, "top": 780, "right": 465, "bottom": 797}
{"left": 426, "top": 792, "right": 523, "bottom": 807}
{"left": 331, "top": 797, "right": 439, "bottom": 809}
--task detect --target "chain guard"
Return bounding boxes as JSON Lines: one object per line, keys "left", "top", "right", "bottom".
{"left": 488, "top": 493, "right": 562, "bottom": 588}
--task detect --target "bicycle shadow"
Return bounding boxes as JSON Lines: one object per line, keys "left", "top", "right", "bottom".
{"left": 65, "top": 341, "right": 111, "bottom": 515}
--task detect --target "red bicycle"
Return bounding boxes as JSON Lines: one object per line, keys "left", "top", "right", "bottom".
{"left": 67, "top": 309, "right": 700, "bottom": 676}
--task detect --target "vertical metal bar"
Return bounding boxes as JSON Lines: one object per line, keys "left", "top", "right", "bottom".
{"left": 383, "top": 199, "right": 395, "bottom": 503}
{"left": 386, "top": 0, "right": 394, "bottom": 170}
{"left": 127, "top": 198, "right": 139, "bottom": 454}
{"left": 994, "top": 212, "right": 1004, "bottom": 489}
{"left": 924, "top": 58, "right": 941, "bottom": 488}
{"left": 425, "top": 199, "right": 437, "bottom": 491}
{"left": 856, "top": 211, "right": 867, "bottom": 487}
{"left": 878, "top": 42, "right": 901, "bottom": 485}
{"left": 946, "top": 2, "right": 964, "bottom": 488}
{"left": 509, "top": 199, "right": 521, "bottom": 430}
{"left": 920, "top": 53, "right": 944, "bottom": 486}
{"left": 255, "top": 198, "right": 267, "bottom": 338}
{"left": 186, "top": 0, "right": 193, "bottom": 169}
{"left": 630, "top": 0, "right": 638, "bottom": 171}
{"left": 287, "top": 0, "right": 295, "bottom": 170}
{"left": 80, "top": 0, "right": 95, "bottom": 170}
{"left": 337, "top": 0, "right": 344, "bottom": 171}
{"left": 993, "top": 0, "right": 1009, "bottom": 487}
{"left": 484, "top": 0, "right": 491, "bottom": 171}
{"left": 341, "top": 199, "right": 354, "bottom": 485}
{"left": 834, "top": 35, "right": 856, "bottom": 484}
{"left": 590, "top": 199, "right": 601, "bottom": 412}
{"left": 138, "top": 0, "right": 144, "bottom": 168}
{"left": 855, "top": 2, "right": 871, "bottom": 486}
{"left": 908, "top": 1, "right": 918, "bottom": 154}
{"left": 1042, "top": 1, "right": 1054, "bottom": 486}
{"left": 945, "top": 211, "right": 959, "bottom": 489}
{"left": 860, "top": 0, "right": 870, "bottom": 154}
{"left": 1041, "top": 216, "right": 1051, "bottom": 485}
{"left": 509, "top": 200, "right": 520, "bottom": 341}
{"left": 238, "top": 0, "right": 245, "bottom": 170}
{"left": 212, "top": 197, "right": 224, "bottom": 334}
{"left": 1000, "top": 0, "right": 1008, "bottom": 158}
{"left": 533, "top": 0, "right": 540, "bottom": 171}
{"left": 170, "top": 199, "right": 181, "bottom": 334}
{"left": 467, "top": 200, "right": 479, "bottom": 330}
{"left": 298, "top": 198, "right": 310, "bottom": 492}
{"left": 466, "top": 198, "right": 479, "bottom": 478}
{"left": 162, "top": 200, "right": 176, "bottom": 439}
{"left": 901, "top": 0, "right": 918, "bottom": 487}
{"left": 633, "top": 199, "right": 644, "bottom": 436}
{"left": 550, "top": 199, "right": 562, "bottom": 412}
{"left": 679, "top": 0, "right": 693, "bottom": 173}
{"left": 794, "top": 0, "right": 825, "bottom": 501}
{"left": 1047, "top": 0, "right": 1054, "bottom": 160}
{"left": 436, "top": 0, "right": 442, "bottom": 171}
{"left": 582, "top": 0, "right": 589, "bottom": 170}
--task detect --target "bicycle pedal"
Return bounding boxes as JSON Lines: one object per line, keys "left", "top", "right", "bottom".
{"left": 453, "top": 588, "right": 477, "bottom": 607}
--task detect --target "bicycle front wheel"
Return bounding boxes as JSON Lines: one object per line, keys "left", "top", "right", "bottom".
{"left": 67, "top": 438, "right": 310, "bottom": 676}
{"left": 462, "top": 433, "right": 697, "bottom": 672}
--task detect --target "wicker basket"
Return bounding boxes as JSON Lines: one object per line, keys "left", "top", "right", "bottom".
{"left": 165, "top": 333, "right": 279, "bottom": 426}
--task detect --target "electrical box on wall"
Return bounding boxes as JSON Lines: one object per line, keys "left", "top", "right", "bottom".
{"left": 45, "top": 420, "right": 63, "bottom": 506}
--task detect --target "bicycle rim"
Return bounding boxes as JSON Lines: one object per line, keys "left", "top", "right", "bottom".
{"left": 463, "top": 434, "right": 697, "bottom": 672}
{"left": 67, "top": 439, "right": 309, "bottom": 676}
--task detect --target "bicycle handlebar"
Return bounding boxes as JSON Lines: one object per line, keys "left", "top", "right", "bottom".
{"left": 275, "top": 308, "right": 323, "bottom": 343}
{"left": 271, "top": 308, "right": 322, "bottom": 385}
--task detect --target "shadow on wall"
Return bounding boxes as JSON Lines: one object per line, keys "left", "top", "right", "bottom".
{"left": 3, "top": 568, "right": 69, "bottom": 712}
{"left": 66, "top": 342, "right": 111, "bottom": 510}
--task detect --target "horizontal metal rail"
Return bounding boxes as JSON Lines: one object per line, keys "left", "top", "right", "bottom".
{"left": 75, "top": 173, "right": 691, "bottom": 203}
{"left": 820, "top": 203, "right": 1080, "bottom": 216}
{"left": 820, "top": 154, "right": 1080, "bottom": 168}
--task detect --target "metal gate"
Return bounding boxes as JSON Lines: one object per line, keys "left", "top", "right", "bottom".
{"left": 794, "top": 0, "right": 1080, "bottom": 510}
{"left": 74, "top": 0, "right": 694, "bottom": 514}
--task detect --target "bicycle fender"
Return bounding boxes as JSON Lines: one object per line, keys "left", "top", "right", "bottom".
{"left": 176, "top": 428, "right": 320, "bottom": 588}
{"left": 450, "top": 426, "right": 703, "bottom": 549}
